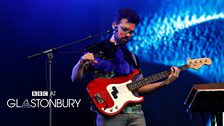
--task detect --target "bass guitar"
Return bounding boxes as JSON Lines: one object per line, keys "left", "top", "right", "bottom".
{"left": 87, "top": 58, "right": 212, "bottom": 116}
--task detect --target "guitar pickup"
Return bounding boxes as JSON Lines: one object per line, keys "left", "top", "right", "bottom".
{"left": 111, "top": 86, "right": 118, "bottom": 99}
{"left": 94, "top": 93, "right": 104, "bottom": 104}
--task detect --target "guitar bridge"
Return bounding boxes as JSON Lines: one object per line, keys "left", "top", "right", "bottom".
{"left": 94, "top": 93, "right": 104, "bottom": 103}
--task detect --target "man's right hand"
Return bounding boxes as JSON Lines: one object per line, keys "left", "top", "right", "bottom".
{"left": 80, "top": 52, "right": 98, "bottom": 64}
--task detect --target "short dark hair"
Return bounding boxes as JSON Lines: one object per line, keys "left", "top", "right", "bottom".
{"left": 113, "top": 8, "right": 140, "bottom": 25}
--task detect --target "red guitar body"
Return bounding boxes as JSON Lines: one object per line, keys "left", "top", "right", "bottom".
{"left": 87, "top": 69, "right": 144, "bottom": 116}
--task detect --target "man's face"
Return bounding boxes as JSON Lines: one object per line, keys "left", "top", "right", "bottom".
{"left": 114, "top": 18, "right": 136, "bottom": 45}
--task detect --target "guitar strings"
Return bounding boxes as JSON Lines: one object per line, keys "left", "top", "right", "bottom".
{"left": 91, "top": 72, "right": 171, "bottom": 102}
{"left": 92, "top": 78, "right": 152, "bottom": 96}
{"left": 94, "top": 68, "right": 171, "bottom": 97}
{"left": 92, "top": 84, "right": 140, "bottom": 102}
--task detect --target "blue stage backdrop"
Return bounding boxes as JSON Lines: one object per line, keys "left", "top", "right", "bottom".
{"left": 0, "top": 0, "right": 223, "bottom": 126}
{"left": 127, "top": 0, "right": 224, "bottom": 83}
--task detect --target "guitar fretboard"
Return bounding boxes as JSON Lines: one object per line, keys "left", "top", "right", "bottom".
{"left": 127, "top": 64, "right": 189, "bottom": 91}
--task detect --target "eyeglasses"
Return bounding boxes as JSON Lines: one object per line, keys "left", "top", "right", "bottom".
{"left": 120, "top": 26, "right": 136, "bottom": 36}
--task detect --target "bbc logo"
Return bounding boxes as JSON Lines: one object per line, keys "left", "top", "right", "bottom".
{"left": 32, "top": 91, "right": 48, "bottom": 96}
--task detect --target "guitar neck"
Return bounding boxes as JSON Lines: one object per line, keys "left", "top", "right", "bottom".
{"left": 127, "top": 64, "right": 189, "bottom": 91}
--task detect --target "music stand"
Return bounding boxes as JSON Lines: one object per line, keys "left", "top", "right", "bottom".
{"left": 185, "top": 83, "right": 224, "bottom": 126}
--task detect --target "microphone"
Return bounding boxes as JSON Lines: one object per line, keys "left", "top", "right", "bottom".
{"left": 107, "top": 26, "right": 118, "bottom": 34}
{"left": 106, "top": 27, "right": 118, "bottom": 34}
{"left": 113, "top": 26, "right": 118, "bottom": 32}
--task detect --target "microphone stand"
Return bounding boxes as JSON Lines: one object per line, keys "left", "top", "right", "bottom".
{"left": 27, "top": 29, "right": 114, "bottom": 126}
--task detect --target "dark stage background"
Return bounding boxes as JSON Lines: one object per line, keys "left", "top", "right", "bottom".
{"left": 1, "top": 0, "right": 223, "bottom": 126}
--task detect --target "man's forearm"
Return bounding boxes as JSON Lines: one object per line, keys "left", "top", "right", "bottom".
{"left": 71, "top": 59, "right": 86, "bottom": 82}
{"left": 137, "top": 80, "right": 168, "bottom": 94}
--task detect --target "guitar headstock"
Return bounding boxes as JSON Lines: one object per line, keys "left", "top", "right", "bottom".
{"left": 187, "top": 58, "right": 212, "bottom": 70}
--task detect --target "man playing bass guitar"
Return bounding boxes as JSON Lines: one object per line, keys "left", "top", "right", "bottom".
{"left": 71, "top": 8, "right": 180, "bottom": 126}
